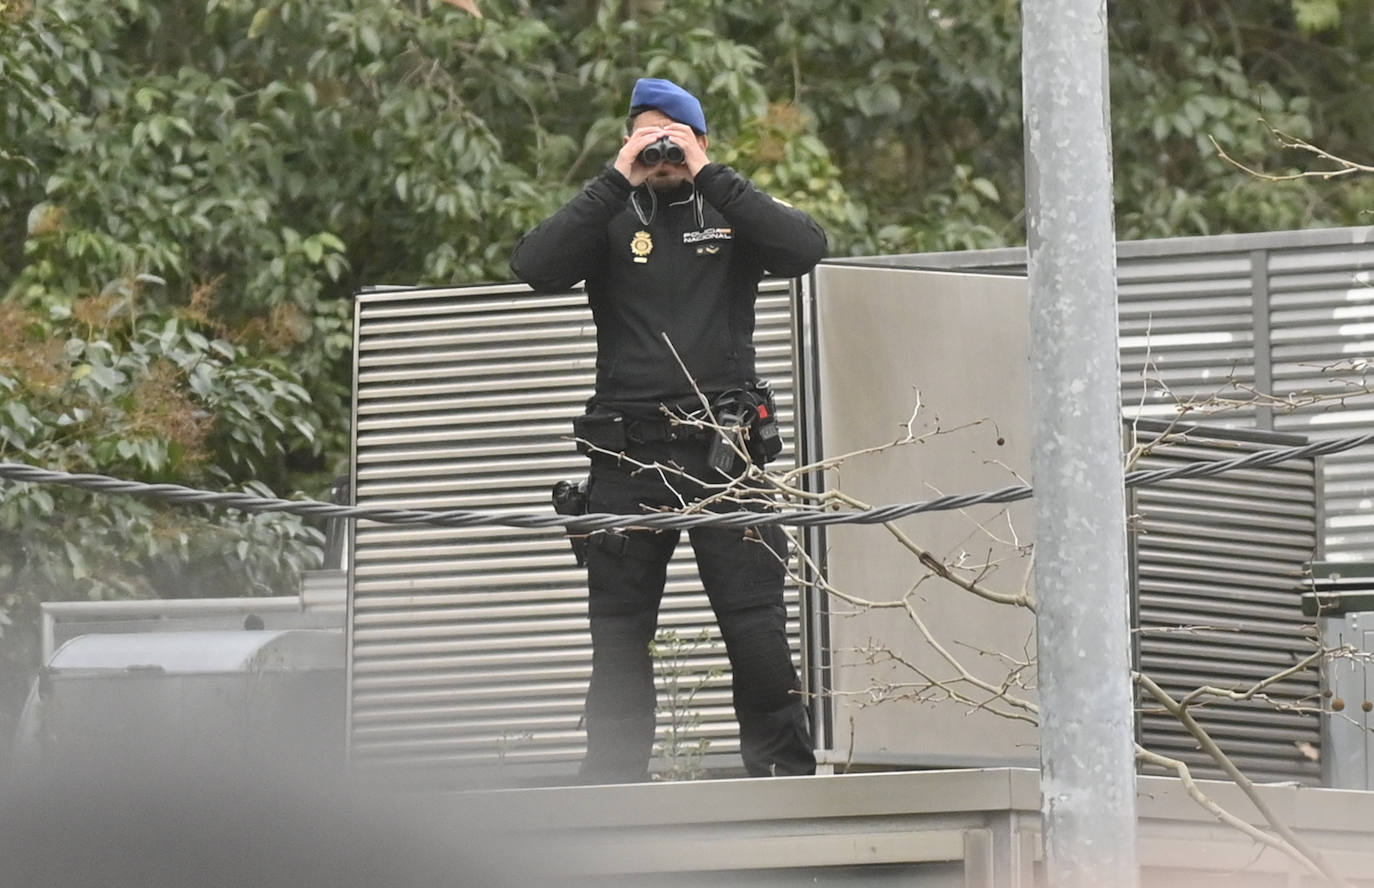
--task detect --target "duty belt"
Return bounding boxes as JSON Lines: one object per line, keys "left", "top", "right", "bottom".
{"left": 624, "top": 416, "right": 707, "bottom": 444}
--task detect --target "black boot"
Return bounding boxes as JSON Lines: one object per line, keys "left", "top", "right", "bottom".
{"left": 578, "top": 713, "right": 656, "bottom": 784}
{"left": 739, "top": 703, "right": 815, "bottom": 777}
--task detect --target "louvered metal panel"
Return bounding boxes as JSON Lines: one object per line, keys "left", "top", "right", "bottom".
{"left": 1117, "top": 251, "right": 1257, "bottom": 424}
{"left": 1127, "top": 420, "right": 1321, "bottom": 784}
{"left": 349, "top": 280, "right": 802, "bottom": 784}
{"left": 1265, "top": 242, "right": 1374, "bottom": 561}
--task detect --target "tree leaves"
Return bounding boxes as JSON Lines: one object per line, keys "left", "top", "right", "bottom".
{"left": 1292, "top": 0, "right": 1342, "bottom": 33}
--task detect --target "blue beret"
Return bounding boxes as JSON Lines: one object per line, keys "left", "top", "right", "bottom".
{"left": 629, "top": 77, "right": 707, "bottom": 134}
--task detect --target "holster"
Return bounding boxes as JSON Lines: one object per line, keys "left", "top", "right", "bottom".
{"left": 740, "top": 381, "right": 783, "bottom": 465}
{"left": 551, "top": 477, "right": 590, "bottom": 566}
{"left": 705, "top": 382, "right": 783, "bottom": 473}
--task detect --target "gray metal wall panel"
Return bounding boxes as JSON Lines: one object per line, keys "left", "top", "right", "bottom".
{"left": 1128, "top": 421, "right": 1321, "bottom": 784}
{"left": 1117, "top": 249, "right": 1258, "bottom": 425}
{"left": 804, "top": 265, "right": 1041, "bottom": 769}
{"left": 350, "top": 281, "right": 801, "bottom": 781}
{"left": 1264, "top": 241, "right": 1374, "bottom": 561}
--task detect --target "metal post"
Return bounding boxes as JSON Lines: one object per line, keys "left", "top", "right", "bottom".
{"left": 1021, "top": 1, "right": 1139, "bottom": 886}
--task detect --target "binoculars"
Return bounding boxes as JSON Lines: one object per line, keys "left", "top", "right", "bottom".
{"left": 638, "top": 136, "right": 685, "bottom": 166}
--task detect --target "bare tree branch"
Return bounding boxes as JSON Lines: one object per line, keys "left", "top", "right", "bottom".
{"left": 1134, "top": 744, "right": 1344, "bottom": 885}
{"left": 1211, "top": 118, "right": 1374, "bottom": 182}
{"left": 1136, "top": 673, "right": 1353, "bottom": 888}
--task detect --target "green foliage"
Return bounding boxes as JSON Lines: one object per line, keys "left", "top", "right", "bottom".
{"left": 650, "top": 628, "right": 722, "bottom": 781}
{"left": 1107, "top": 2, "right": 1374, "bottom": 238}
{"left": 727, "top": 0, "right": 1027, "bottom": 252}
{"left": 1292, "top": 0, "right": 1343, "bottom": 33}
{"left": 0, "top": 294, "right": 323, "bottom": 660}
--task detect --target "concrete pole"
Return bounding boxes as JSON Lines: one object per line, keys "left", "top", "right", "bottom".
{"left": 1021, "top": 1, "right": 1139, "bottom": 887}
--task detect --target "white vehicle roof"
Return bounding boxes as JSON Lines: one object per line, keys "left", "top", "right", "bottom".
{"left": 47, "top": 629, "right": 344, "bottom": 674}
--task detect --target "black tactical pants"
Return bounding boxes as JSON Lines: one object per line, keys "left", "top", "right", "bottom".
{"left": 579, "top": 438, "right": 816, "bottom": 783}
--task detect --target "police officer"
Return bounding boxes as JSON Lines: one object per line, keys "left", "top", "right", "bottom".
{"left": 510, "top": 77, "right": 826, "bottom": 782}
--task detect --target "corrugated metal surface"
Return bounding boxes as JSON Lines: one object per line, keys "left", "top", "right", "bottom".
{"left": 1266, "top": 244, "right": 1374, "bottom": 559}
{"left": 349, "top": 280, "right": 801, "bottom": 782}
{"left": 1116, "top": 250, "right": 1259, "bottom": 427}
{"left": 1128, "top": 420, "right": 1321, "bottom": 784}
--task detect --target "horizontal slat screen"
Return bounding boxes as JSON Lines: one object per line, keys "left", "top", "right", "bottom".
{"left": 1266, "top": 244, "right": 1374, "bottom": 560}
{"left": 1116, "top": 250, "right": 1258, "bottom": 428}
{"left": 1128, "top": 420, "right": 1321, "bottom": 784}
{"left": 350, "top": 281, "right": 801, "bottom": 784}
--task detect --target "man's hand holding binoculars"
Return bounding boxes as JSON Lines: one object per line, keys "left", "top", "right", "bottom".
{"left": 615, "top": 123, "right": 708, "bottom": 187}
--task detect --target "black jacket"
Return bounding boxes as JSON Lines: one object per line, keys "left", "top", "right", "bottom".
{"left": 510, "top": 163, "right": 828, "bottom": 408}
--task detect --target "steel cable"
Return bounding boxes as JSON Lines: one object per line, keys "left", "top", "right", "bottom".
{"left": 0, "top": 430, "right": 1369, "bottom": 532}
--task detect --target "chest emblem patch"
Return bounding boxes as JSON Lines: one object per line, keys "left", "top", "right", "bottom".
{"left": 631, "top": 230, "right": 653, "bottom": 263}
{"left": 682, "top": 228, "right": 733, "bottom": 244}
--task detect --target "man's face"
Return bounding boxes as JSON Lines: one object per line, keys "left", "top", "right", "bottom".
{"left": 630, "top": 110, "right": 706, "bottom": 191}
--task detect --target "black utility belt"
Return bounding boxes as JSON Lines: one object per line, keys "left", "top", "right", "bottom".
{"left": 573, "top": 383, "right": 783, "bottom": 471}
{"left": 571, "top": 412, "right": 701, "bottom": 450}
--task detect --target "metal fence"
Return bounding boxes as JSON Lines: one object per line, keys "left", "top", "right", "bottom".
{"left": 348, "top": 281, "right": 800, "bottom": 783}
{"left": 348, "top": 226, "right": 1369, "bottom": 783}
{"left": 1126, "top": 420, "right": 1321, "bottom": 784}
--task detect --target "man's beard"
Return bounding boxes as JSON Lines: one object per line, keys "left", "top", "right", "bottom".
{"left": 646, "top": 168, "right": 689, "bottom": 191}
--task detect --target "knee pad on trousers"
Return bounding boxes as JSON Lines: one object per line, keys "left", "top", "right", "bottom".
{"left": 717, "top": 603, "right": 800, "bottom": 715}
{"left": 585, "top": 611, "right": 658, "bottom": 719}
